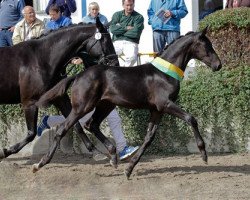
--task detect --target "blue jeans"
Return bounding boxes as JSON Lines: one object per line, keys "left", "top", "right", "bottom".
{"left": 0, "top": 29, "right": 13, "bottom": 47}
{"left": 153, "top": 30, "right": 180, "bottom": 53}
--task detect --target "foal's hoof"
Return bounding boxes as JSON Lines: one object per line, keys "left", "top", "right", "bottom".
{"left": 0, "top": 149, "right": 5, "bottom": 161}
{"left": 110, "top": 154, "right": 118, "bottom": 169}
{"left": 32, "top": 163, "right": 40, "bottom": 173}
{"left": 124, "top": 169, "right": 131, "bottom": 180}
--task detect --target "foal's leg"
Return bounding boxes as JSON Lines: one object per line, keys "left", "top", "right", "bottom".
{"left": 84, "top": 102, "right": 118, "bottom": 168}
{"left": 0, "top": 105, "right": 38, "bottom": 160}
{"left": 52, "top": 95, "right": 96, "bottom": 152}
{"left": 125, "top": 111, "right": 162, "bottom": 179}
{"left": 32, "top": 110, "right": 84, "bottom": 172}
{"left": 164, "top": 101, "right": 207, "bottom": 162}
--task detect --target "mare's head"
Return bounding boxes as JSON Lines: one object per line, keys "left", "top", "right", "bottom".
{"left": 160, "top": 27, "right": 222, "bottom": 72}
{"left": 37, "top": 17, "right": 118, "bottom": 69}
{"left": 84, "top": 17, "right": 119, "bottom": 66}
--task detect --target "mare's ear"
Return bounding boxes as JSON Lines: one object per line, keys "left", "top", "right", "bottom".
{"left": 96, "top": 16, "right": 106, "bottom": 32}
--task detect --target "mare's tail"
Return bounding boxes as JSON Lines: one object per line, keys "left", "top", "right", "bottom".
{"left": 36, "top": 75, "right": 77, "bottom": 107}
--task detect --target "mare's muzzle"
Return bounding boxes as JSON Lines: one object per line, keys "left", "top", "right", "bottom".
{"left": 98, "top": 54, "right": 119, "bottom": 66}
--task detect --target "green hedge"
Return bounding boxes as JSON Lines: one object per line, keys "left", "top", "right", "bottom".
{"left": 199, "top": 7, "right": 250, "bottom": 30}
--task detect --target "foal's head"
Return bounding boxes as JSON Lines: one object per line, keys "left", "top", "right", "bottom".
{"left": 190, "top": 27, "right": 222, "bottom": 71}
{"left": 160, "top": 27, "right": 222, "bottom": 72}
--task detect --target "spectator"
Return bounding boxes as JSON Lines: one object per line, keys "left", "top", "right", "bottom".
{"left": 45, "top": 0, "right": 76, "bottom": 18}
{"left": 82, "top": 1, "right": 108, "bottom": 26}
{"left": 199, "top": 0, "right": 216, "bottom": 21}
{"left": 0, "top": 0, "right": 25, "bottom": 47}
{"left": 110, "top": 0, "right": 144, "bottom": 67}
{"left": 147, "top": 0, "right": 188, "bottom": 53}
{"left": 38, "top": 2, "right": 139, "bottom": 161}
{"left": 12, "top": 6, "right": 44, "bottom": 45}
{"left": 45, "top": 4, "right": 72, "bottom": 31}
{"left": 226, "top": 0, "right": 250, "bottom": 8}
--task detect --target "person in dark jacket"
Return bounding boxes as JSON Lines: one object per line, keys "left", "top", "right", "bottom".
{"left": 199, "top": 0, "right": 216, "bottom": 20}
{"left": 45, "top": 0, "right": 76, "bottom": 18}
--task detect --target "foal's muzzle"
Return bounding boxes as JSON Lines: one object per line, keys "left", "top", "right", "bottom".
{"left": 212, "top": 60, "right": 222, "bottom": 71}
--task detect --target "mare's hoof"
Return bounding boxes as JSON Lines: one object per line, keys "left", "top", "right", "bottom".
{"left": 32, "top": 163, "right": 40, "bottom": 173}
{"left": 124, "top": 169, "right": 131, "bottom": 180}
{"left": 0, "top": 149, "right": 5, "bottom": 161}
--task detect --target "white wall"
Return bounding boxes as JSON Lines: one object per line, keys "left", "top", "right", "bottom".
{"left": 83, "top": 0, "right": 196, "bottom": 54}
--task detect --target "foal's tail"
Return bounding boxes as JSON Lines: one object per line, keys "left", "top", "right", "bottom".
{"left": 36, "top": 75, "right": 77, "bottom": 107}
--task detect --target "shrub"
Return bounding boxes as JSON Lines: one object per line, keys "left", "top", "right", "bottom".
{"left": 199, "top": 7, "right": 250, "bottom": 68}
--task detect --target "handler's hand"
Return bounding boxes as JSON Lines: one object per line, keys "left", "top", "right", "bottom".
{"left": 164, "top": 10, "right": 172, "bottom": 18}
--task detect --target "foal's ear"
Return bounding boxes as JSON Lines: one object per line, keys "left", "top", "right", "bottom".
{"left": 96, "top": 16, "right": 105, "bottom": 32}
{"left": 201, "top": 26, "right": 209, "bottom": 36}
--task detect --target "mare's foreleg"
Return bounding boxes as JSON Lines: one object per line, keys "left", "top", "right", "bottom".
{"left": 52, "top": 95, "right": 96, "bottom": 152}
{"left": 84, "top": 102, "right": 118, "bottom": 168}
{"left": 0, "top": 105, "right": 38, "bottom": 160}
{"left": 125, "top": 111, "right": 161, "bottom": 179}
{"left": 32, "top": 111, "right": 81, "bottom": 172}
{"left": 164, "top": 101, "right": 207, "bottom": 163}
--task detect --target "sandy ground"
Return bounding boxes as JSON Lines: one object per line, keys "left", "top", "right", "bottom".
{"left": 0, "top": 152, "right": 249, "bottom": 200}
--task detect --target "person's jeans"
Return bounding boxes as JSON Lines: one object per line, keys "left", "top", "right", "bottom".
{"left": 153, "top": 30, "right": 180, "bottom": 53}
{"left": 0, "top": 29, "right": 13, "bottom": 47}
{"left": 47, "top": 109, "right": 127, "bottom": 152}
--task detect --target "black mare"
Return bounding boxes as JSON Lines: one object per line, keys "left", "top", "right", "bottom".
{"left": 0, "top": 17, "right": 118, "bottom": 160}
{"left": 34, "top": 28, "right": 222, "bottom": 178}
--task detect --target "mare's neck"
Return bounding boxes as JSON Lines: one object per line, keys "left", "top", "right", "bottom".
{"left": 44, "top": 26, "right": 94, "bottom": 74}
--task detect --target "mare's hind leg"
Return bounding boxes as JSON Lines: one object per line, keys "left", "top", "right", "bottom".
{"left": 164, "top": 101, "right": 207, "bottom": 163}
{"left": 125, "top": 111, "right": 162, "bottom": 179}
{"left": 0, "top": 105, "right": 38, "bottom": 160}
{"left": 84, "top": 101, "right": 118, "bottom": 168}
{"left": 33, "top": 110, "right": 84, "bottom": 172}
{"left": 52, "top": 94, "right": 96, "bottom": 152}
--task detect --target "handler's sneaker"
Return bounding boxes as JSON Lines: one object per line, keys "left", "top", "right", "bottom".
{"left": 37, "top": 115, "right": 50, "bottom": 136}
{"left": 119, "top": 146, "right": 139, "bottom": 161}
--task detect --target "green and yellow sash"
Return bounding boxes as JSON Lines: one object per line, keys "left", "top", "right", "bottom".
{"left": 151, "top": 57, "right": 184, "bottom": 81}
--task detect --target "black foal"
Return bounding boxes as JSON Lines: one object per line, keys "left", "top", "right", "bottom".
{"left": 34, "top": 28, "right": 222, "bottom": 179}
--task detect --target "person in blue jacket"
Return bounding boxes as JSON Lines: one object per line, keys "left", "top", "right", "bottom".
{"left": 45, "top": 0, "right": 76, "bottom": 18}
{"left": 45, "top": 4, "right": 72, "bottom": 31}
{"left": 147, "top": 0, "right": 188, "bottom": 53}
{"left": 0, "top": 0, "right": 25, "bottom": 47}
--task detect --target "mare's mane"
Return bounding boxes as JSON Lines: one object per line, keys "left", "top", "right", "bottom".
{"left": 36, "top": 23, "right": 96, "bottom": 39}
